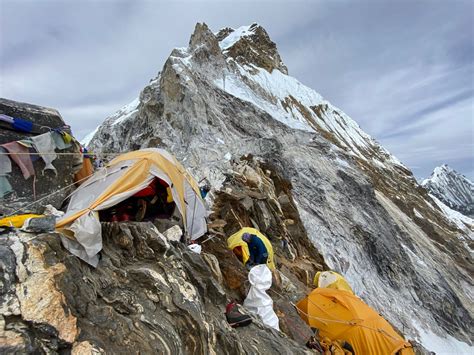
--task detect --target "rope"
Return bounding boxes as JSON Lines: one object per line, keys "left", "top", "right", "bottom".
{"left": 292, "top": 295, "right": 401, "bottom": 342}
{"left": 200, "top": 233, "right": 222, "bottom": 244}
{"left": 0, "top": 152, "right": 118, "bottom": 156}
{"left": 268, "top": 287, "right": 401, "bottom": 343}
{"left": 263, "top": 288, "right": 321, "bottom": 341}
{"left": 3, "top": 171, "right": 98, "bottom": 217}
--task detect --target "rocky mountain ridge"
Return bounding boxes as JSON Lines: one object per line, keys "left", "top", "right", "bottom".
{"left": 85, "top": 23, "right": 473, "bottom": 353}
{"left": 422, "top": 164, "right": 474, "bottom": 218}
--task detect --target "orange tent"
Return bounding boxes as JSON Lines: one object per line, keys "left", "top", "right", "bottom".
{"left": 296, "top": 288, "right": 413, "bottom": 355}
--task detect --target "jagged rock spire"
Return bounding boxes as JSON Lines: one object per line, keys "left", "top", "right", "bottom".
{"left": 216, "top": 23, "right": 288, "bottom": 74}
{"left": 189, "top": 23, "right": 218, "bottom": 52}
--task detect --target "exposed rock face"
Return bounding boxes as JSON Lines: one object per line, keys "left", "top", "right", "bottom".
{"left": 0, "top": 98, "right": 78, "bottom": 214}
{"left": 0, "top": 221, "right": 313, "bottom": 354}
{"left": 85, "top": 23, "right": 473, "bottom": 352}
{"left": 422, "top": 164, "right": 474, "bottom": 218}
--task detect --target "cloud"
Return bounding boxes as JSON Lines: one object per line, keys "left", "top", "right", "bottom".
{"left": 1, "top": 0, "right": 472, "bottom": 180}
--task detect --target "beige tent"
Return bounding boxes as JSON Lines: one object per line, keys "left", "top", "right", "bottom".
{"left": 56, "top": 148, "right": 207, "bottom": 266}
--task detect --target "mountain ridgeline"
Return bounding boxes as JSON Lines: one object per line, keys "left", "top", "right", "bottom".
{"left": 85, "top": 23, "right": 473, "bottom": 352}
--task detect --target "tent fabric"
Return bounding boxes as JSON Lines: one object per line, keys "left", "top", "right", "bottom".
{"left": 227, "top": 227, "right": 275, "bottom": 270}
{"left": 243, "top": 265, "right": 279, "bottom": 330}
{"left": 56, "top": 148, "right": 207, "bottom": 267}
{"left": 74, "top": 157, "right": 94, "bottom": 185}
{"left": 296, "top": 288, "right": 414, "bottom": 355}
{"left": 314, "top": 271, "right": 354, "bottom": 294}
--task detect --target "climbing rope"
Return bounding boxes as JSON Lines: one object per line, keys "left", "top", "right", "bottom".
{"left": 0, "top": 151, "right": 120, "bottom": 156}
{"left": 3, "top": 167, "right": 109, "bottom": 218}
{"left": 268, "top": 287, "right": 401, "bottom": 342}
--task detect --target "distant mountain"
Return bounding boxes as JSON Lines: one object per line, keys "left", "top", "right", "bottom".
{"left": 422, "top": 164, "right": 474, "bottom": 217}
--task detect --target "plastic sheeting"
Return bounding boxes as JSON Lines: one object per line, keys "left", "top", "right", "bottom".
{"left": 243, "top": 265, "right": 279, "bottom": 330}
{"left": 188, "top": 244, "right": 202, "bottom": 254}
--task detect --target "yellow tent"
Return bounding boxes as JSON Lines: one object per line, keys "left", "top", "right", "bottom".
{"left": 314, "top": 271, "right": 354, "bottom": 294}
{"left": 56, "top": 148, "right": 207, "bottom": 267}
{"left": 227, "top": 227, "right": 275, "bottom": 270}
{"left": 296, "top": 288, "right": 414, "bottom": 355}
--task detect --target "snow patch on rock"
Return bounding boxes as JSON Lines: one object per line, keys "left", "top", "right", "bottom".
{"left": 218, "top": 25, "right": 255, "bottom": 50}
{"left": 80, "top": 126, "right": 99, "bottom": 147}
{"left": 111, "top": 98, "right": 140, "bottom": 126}
{"left": 430, "top": 194, "right": 474, "bottom": 238}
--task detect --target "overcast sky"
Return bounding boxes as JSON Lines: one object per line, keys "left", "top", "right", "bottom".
{"left": 1, "top": 0, "right": 473, "bottom": 180}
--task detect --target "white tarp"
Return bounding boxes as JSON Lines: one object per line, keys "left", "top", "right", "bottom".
{"left": 60, "top": 174, "right": 153, "bottom": 267}
{"left": 243, "top": 264, "right": 280, "bottom": 330}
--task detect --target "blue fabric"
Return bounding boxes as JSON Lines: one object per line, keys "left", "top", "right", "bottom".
{"left": 12, "top": 118, "right": 33, "bottom": 133}
{"left": 200, "top": 187, "right": 208, "bottom": 199}
{"left": 82, "top": 147, "right": 92, "bottom": 159}
{"left": 247, "top": 235, "right": 268, "bottom": 265}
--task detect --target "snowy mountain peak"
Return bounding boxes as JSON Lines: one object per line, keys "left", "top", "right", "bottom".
{"left": 215, "top": 23, "right": 288, "bottom": 74}
{"left": 422, "top": 164, "right": 474, "bottom": 217}
{"left": 429, "top": 163, "right": 451, "bottom": 176}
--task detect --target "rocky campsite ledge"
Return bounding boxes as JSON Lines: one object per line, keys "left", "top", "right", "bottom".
{"left": 1, "top": 149, "right": 326, "bottom": 353}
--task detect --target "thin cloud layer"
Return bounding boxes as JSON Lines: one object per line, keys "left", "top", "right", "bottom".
{"left": 1, "top": 0, "right": 472, "bottom": 179}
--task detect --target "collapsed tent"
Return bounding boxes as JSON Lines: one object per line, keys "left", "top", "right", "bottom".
{"left": 313, "top": 271, "right": 354, "bottom": 294}
{"left": 296, "top": 288, "right": 414, "bottom": 355}
{"left": 227, "top": 227, "right": 275, "bottom": 270}
{"left": 56, "top": 148, "right": 207, "bottom": 266}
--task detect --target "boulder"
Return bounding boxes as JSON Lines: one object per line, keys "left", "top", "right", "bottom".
{"left": 0, "top": 98, "right": 79, "bottom": 214}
